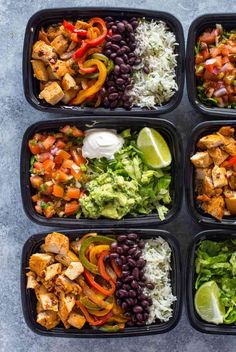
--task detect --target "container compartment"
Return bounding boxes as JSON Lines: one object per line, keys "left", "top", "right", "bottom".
{"left": 21, "top": 228, "right": 182, "bottom": 337}
{"left": 186, "top": 13, "right": 236, "bottom": 118}
{"left": 23, "top": 7, "right": 185, "bottom": 116}
{"left": 186, "top": 229, "right": 236, "bottom": 335}
{"left": 21, "top": 116, "right": 183, "bottom": 227}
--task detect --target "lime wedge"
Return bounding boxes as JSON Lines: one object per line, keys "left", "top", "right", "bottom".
{"left": 194, "top": 281, "right": 225, "bottom": 324}
{"left": 137, "top": 127, "right": 172, "bottom": 169}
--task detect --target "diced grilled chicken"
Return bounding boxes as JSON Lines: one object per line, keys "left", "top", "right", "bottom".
{"left": 70, "top": 240, "right": 81, "bottom": 254}
{"left": 36, "top": 300, "right": 44, "bottom": 314}
{"left": 212, "top": 165, "right": 228, "bottom": 188}
{"left": 44, "top": 232, "right": 69, "bottom": 255}
{"left": 198, "top": 134, "right": 224, "bottom": 149}
{"left": 26, "top": 271, "right": 38, "bottom": 289}
{"left": 208, "top": 147, "right": 229, "bottom": 165}
{"left": 202, "top": 176, "right": 215, "bottom": 197}
{"left": 65, "top": 262, "right": 84, "bottom": 281}
{"left": 61, "top": 88, "right": 78, "bottom": 104}
{"left": 45, "top": 263, "right": 62, "bottom": 281}
{"left": 218, "top": 126, "right": 235, "bottom": 137}
{"left": 32, "top": 40, "right": 57, "bottom": 64}
{"left": 31, "top": 60, "right": 48, "bottom": 81}
{"left": 51, "top": 35, "right": 68, "bottom": 55}
{"left": 222, "top": 141, "right": 236, "bottom": 156}
{"left": 224, "top": 191, "right": 236, "bottom": 214}
{"left": 39, "top": 82, "right": 64, "bottom": 105}
{"left": 55, "top": 250, "right": 80, "bottom": 267}
{"left": 55, "top": 274, "right": 81, "bottom": 295}
{"left": 62, "top": 73, "right": 76, "bottom": 91}
{"left": 67, "top": 312, "right": 86, "bottom": 329}
{"left": 38, "top": 289, "right": 58, "bottom": 312}
{"left": 229, "top": 174, "right": 236, "bottom": 190}
{"left": 202, "top": 196, "right": 225, "bottom": 221}
{"left": 46, "top": 25, "right": 65, "bottom": 41}
{"left": 37, "top": 311, "right": 60, "bottom": 330}
{"left": 190, "top": 151, "right": 213, "bottom": 168}
{"left": 49, "top": 60, "right": 69, "bottom": 79}
{"left": 29, "top": 253, "right": 54, "bottom": 277}
{"left": 46, "top": 65, "right": 59, "bottom": 80}
{"left": 58, "top": 293, "right": 75, "bottom": 328}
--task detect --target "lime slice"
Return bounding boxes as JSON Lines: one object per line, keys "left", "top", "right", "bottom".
{"left": 194, "top": 281, "right": 225, "bottom": 324}
{"left": 137, "top": 127, "right": 172, "bottom": 169}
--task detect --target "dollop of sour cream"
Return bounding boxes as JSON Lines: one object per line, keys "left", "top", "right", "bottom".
{"left": 82, "top": 129, "right": 124, "bottom": 159}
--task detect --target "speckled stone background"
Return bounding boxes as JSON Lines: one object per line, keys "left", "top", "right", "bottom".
{"left": 1, "top": 0, "right": 236, "bottom": 351}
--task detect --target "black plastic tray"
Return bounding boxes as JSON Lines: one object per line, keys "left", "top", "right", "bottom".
{"left": 186, "top": 13, "right": 236, "bottom": 118}
{"left": 20, "top": 116, "right": 183, "bottom": 228}
{"left": 185, "top": 120, "right": 236, "bottom": 228}
{"left": 21, "top": 228, "right": 182, "bottom": 337}
{"left": 22, "top": 7, "right": 185, "bottom": 116}
{"left": 186, "top": 229, "right": 236, "bottom": 335}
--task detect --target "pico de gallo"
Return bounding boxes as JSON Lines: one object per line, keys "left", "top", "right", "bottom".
{"left": 195, "top": 24, "right": 236, "bottom": 108}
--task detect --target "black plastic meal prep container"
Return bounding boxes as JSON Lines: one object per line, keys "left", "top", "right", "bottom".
{"left": 186, "top": 229, "right": 236, "bottom": 335}
{"left": 186, "top": 13, "right": 236, "bottom": 118}
{"left": 22, "top": 7, "right": 185, "bottom": 116}
{"left": 185, "top": 120, "right": 236, "bottom": 228}
{"left": 21, "top": 228, "right": 182, "bottom": 337}
{"left": 20, "top": 116, "right": 183, "bottom": 227}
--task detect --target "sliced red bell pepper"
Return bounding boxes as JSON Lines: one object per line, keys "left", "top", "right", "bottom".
{"left": 76, "top": 301, "right": 112, "bottom": 326}
{"left": 98, "top": 250, "right": 114, "bottom": 281}
{"left": 73, "top": 41, "right": 89, "bottom": 59}
{"left": 226, "top": 156, "right": 236, "bottom": 166}
{"left": 86, "top": 17, "right": 107, "bottom": 47}
{"left": 83, "top": 269, "right": 115, "bottom": 296}
{"left": 63, "top": 20, "right": 87, "bottom": 37}
{"left": 111, "top": 259, "right": 122, "bottom": 278}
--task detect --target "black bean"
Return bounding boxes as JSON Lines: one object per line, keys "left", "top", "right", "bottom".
{"left": 110, "top": 100, "right": 118, "bottom": 108}
{"left": 129, "top": 33, "right": 135, "bottom": 42}
{"left": 133, "top": 250, "right": 142, "bottom": 259}
{"left": 138, "top": 240, "right": 145, "bottom": 249}
{"left": 133, "top": 305, "right": 143, "bottom": 313}
{"left": 141, "top": 300, "right": 150, "bottom": 308}
{"left": 132, "top": 267, "right": 139, "bottom": 280}
{"left": 137, "top": 259, "right": 146, "bottom": 268}
{"left": 106, "top": 22, "right": 113, "bottom": 29}
{"left": 110, "top": 253, "right": 119, "bottom": 261}
{"left": 122, "top": 264, "right": 129, "bottom": 271}
{"left": 105, "top": 41, "right": 112, "bottom": 49}
{"left": 126, "top": 23, "right": 133, "bottom": 32}
{"left": 126, "top": 298, "right": 135, "bottom": 306}
{"left": 128, "top": 233, "right": 138, "bottom": 241}
{"left": 123, "top": 54, "right": 128, "bottom": 63}
{"left": 136, "top": 321, "right": 144, "bottom": 326}
{"left": 128, "top": 258, "right": 136, "bottom": 267}
{"left": 139, "top": 282, "right": 145, "bottom": 288}
{"left": 143, "top": 66, "right": 150, "bottom": 74}
{"left": 110, "top": 242, "right": 118, "bottom": 252}
{"left": 114, "top": 65, "right": 120, "bottom": 76}
{"left": 115, "top": 57, "right": 124, "bottom": 66}
{"left": 129, "top": 290, "right": 137, "bottom": 298}
{"left": 122, "top": 244, "right": 130, "bottom": 252}
{"left": 105, "top": 16, "right": 114, "bottom": 22}
{"left": 116, "top": 298, "right": 122, "bottom": 306}
{"left": 143, "top": 313, "right": 149, "bottom": 321}
{"left": 121, "top": 270, "right": 129, "bottom": 277}
{"left": 117, "top": 235, "right": 127, "bottom": 242}
{"left": 121, "top": 73, "right": 129, "bottom": 80}
{"left": 105, "top": 49, "right": 112, "bottom": 56}
{"left": 125, "top": 84, "right": 133, "bottom": 91}
{"left": 116, "top": 280, "right": 122, "bottom": 289}
{"left": 146, "top": 282, "right": 155, "bottom": 290}
{"left": 117, "top": 22, "right": 125, "bottom": 33}
{"left": 116, "top": 246, "right": 123, "bottom": 254}
{"left": 126, "top": 321, "right": 134, "bottom": 327}
{"left": 116, "top": 47, "right": 126, "bottom": 56}
{"left": 120, "top": 255, "right": 126, "bottom": 264}
{"left": 120, "top": 40, "right": 126, "bottom": 46}
{"left": 128, "top": 247, "right": 136, "bottom": 256}
{"left": 130, "top": 43, "right": 136, "bottom": 51}
{"left": 128, "top": 52, "right": 136, "bottom": 58}
{"left": 122, "top": 45, "right": 130, "bottom": 53}
{"left": 119, "top": 289, "right": 129, "bottom": 298}
{"left": 130, "top": 17, "right": 137, "bottom": 22}
{"left": 131, "top": 280, "right": 138, "bottom": 289}
{"left": 110, "top": 52, "right": 117, "bottom": 60}
{"left": 116, "top": 78, "right": 125, "bottom": 85}
{"left": 128, "top": 57, "right": 136, "bottom": 65}
{"left": 115, "top": 258, "right": 122, "bottom": 266}
{"left": 108, "top": 86, "right": 117, "bottom": 94}
{"left": 124, "top": 312, "right": 131, "bottom": 318}
{"left": 120, "top": 64, "right": 129, "bottom": 73}
{"left": 131, "top": 20, "right": 139, "bottom": 30}
{"left": 111, "top": 43, "right": 120, "bottom": 51}
{"left": 122, "top": 19, "right": 128, "bottom": 25}
{"left": 111, "top": 25, "right": 118, "bottom": 32}
{"left": 122, "top": 302, "right": 128, "bottom": 310}
{"left": 107, "top": 80, "right": 115, "bottom": 87}
{"left": 134, "top": 58, "right": 142, "bottom": 65}
{"left": 147, "top": 297, "right": 153, "bottom": 305}
{"left": 112, "top": 34, "right": 122, "bottom": 42}
{"left": 103, "top": 97, "right": 109, "bottom": 108}
{"left": 136, "top": 313, "right": 143, "bottom": 322}
{"left": 123, "top": 283, "right": 131, "bottom": 290}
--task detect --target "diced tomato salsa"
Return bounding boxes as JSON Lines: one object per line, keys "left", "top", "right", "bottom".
{"left": 29, "top": 125, "right": 86, "bottom": 218}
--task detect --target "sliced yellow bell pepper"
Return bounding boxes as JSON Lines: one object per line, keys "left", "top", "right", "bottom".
{"left": 70, "top": 59, "right": 107, "bottom": 105}
{"left": 89, "top": 245, "right": 110, "bottom": 264}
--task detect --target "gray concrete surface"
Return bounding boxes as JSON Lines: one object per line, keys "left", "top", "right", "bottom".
{"left": 0, "top": 0, "right": 235, "bottom": 351}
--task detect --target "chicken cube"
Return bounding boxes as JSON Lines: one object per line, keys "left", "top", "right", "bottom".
{"left": 208, "top": 147, "right": 229, "bottom": 166}
{"left": 58, "top": 293, "right": 75, "bottom": 327}
{"left": 45, "top": 263, "right": 62, "bottom": 281}
{"left": 218, "top": 126, "right": 235, "bottom": 137}
{"left": 46, "top": 65, "right": 59, "bottom": 80}
{"left": 44, "top": 232, "right": 69, "bottom": 255}
{"left": 198, "top": 134, "right": 224, "bottom": 149}
{"left": 190, "top": 151, "right": 213, "bottom": 168}
{"left": 26, "top": 271, "right": 38, "bottom": 289}
{"left": 67, "top": 312, "right": 86, "bottom": 329}
{"left": 61, "top": 88, "right": 78, "bottom": 104}
{"left": 32, "top": 40, "right": 57, "bottom": 64}
{"left": 61, "top": 73, "right": 76, "bottom": 91}
{"left": 37, "top": 311, "right": 60, "bottom": 330}
{"left": 55, "top": 250, "right": 80, "bottom": 267}
{"left": 202, "top": 196, "right": 225, "bottom": 220}
{"left": 222, "top": 141, "right": 236, "bottom": 156}
{"left": 212, "top": 165, "right": 228, "bottom": 188}
{"left": 39, "top": 82, "right": 64, "bottom": 105}
{"left": 51, "top": 35, "right": 68, "bottom": 55}
{"left": 225, "top": 196, "right": 236, "bottom": 215}
{"left": 36, "top": 301, "right": 44, "bottom": 314}
{"left": 29, "top": 253, "right": 54, "bottom": 277}
{"left": 55, "top": 275, "right": 81, "bottom": 295}
{"left": 39, "top": 291, "right": 58, "bottom": 312}
{"left": 31, "top": 60, "right": 48, "bottom": 81}
{"left": 64, "top": 262, "right": 84, "bottom": 280}
{"left": 49, "top": 60, "right": 69, "bottom": 79}
{"left": 202, "top": 176, "right": 215, "bottom": 197}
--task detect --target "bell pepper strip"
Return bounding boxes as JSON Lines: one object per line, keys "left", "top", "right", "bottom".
{"left": 79, "top": 235, "right": 113, "bottom": 274}
{"left": 63, "top": 20, "right": 88, "bottom": 37}
{"left": 80, "top": 296, "right": 101, "bottom": 310}
{"left": 107, "top": 60, "right": 114, "bottom": 75}
{"left": 108, "top": 315, "right": 129, "bottom": 323}
{"left": 77, "top": 48, "right": 102, "bottom": 74}
{"left": 105, "top": 264, "right": 117, "bottom": 282}
{"left": 226, "top": 156, "right": 236, "bottom": 167}
{"left": 98, "top": 250, "right": 115, "bottom": 282}
{"left": 89, "top": 245, "right": 110, "bottom": 264}
{"left": 112, "top": 301, "right": 124, "bottom": 316}
{"left": 88, "top": 307, "right": 112, "bottom": 317}
{"left": 111, "top": 259, "right": 122, "bottom": 278}
{"left": 87, "top": 17, "right": 107, "bottom": 47}
{"left": 93, "top": 323, "right": 125, "bottom": 332}
{"left": 76, "top": 301, "right": 112, "bottom": 326}
{"left": 91, "top": 53, "right": 109, "bottom": 64}
{"left": 84, "top": 269, "right": 115, "bottom": 296}
{"left": 94, "top": 94, "right": 102, "bottom": 108}
{"left": 78, "top": 277, "right": 113, "bottom": 310}
{"left": 73, "top": 41, "right": 89, "bottom": 59}
{"left": 70, "top": 59, "right": 107, "bottom": 105}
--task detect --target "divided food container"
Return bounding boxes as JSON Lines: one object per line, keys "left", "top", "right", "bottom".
{"left": 186, "top": 13, "right": 236, "bottom": 118}
{"left": 23, "top": 7, "right": 185, "bottom": 116}
{"left": 186, "top": 229, "right": 236, "bottom": 335}
{"left": 20, "top": 116, "right": 183, "bottom": 227}
{"left": 21, "top": 228, "right": 182, "bottom": 337}
{"left": 185, "top": 120, "right": 236, "bottom": 227}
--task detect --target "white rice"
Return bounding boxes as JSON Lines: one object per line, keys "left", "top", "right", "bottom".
{"left": 129, "top": 19, "right": 178, "bottom": 109}
{"left": 143, "top": 237, "right": 176, "bottom": 324}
